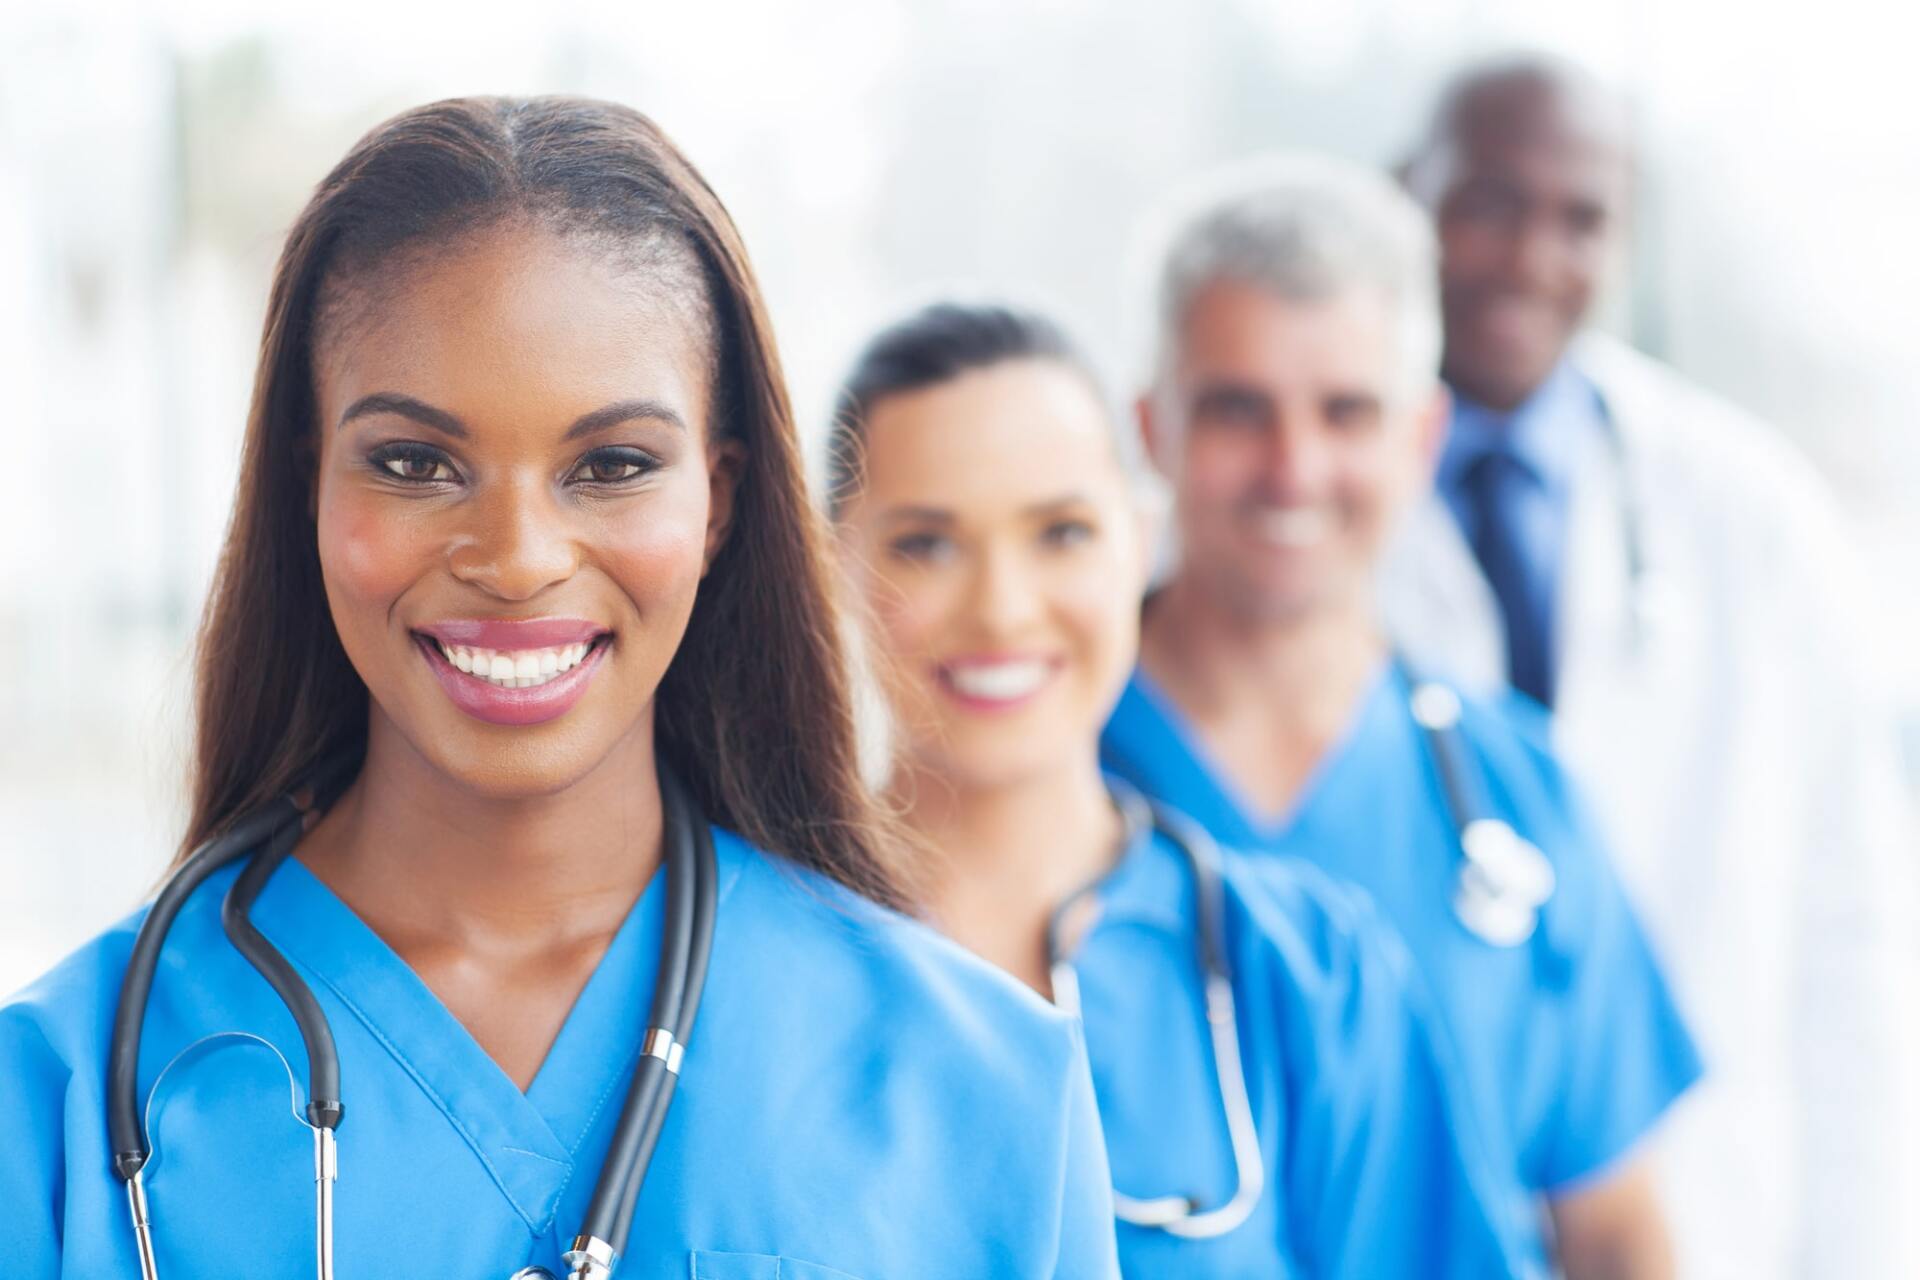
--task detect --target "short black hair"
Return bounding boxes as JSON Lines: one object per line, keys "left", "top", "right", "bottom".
{"left": 826, "top": 301, "right": 1098, "bottom": 516}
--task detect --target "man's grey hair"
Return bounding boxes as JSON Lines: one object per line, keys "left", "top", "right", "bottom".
{"left": 1146, "top": 153, "right": 1442, "bottom": 404}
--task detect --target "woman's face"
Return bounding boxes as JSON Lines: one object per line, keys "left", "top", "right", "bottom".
{"left": 310, "top": 221, "right": 738, "bottom": 797}
{"left": 837, "top": 359, "right": 1146, "bottom": 792}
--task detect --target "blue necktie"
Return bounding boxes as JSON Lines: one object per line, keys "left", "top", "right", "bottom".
{"left": 1460, "top": 446, "right": 1557, "bottom": 707}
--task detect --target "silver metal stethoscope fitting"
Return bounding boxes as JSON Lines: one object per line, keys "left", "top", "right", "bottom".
{"left": 127, "top": 1172, "right": 159, "bottom": 1280}
{"left": 315, "top": 1126, "right": 337, "bottom": 1280}
{"left": 564, "top": 1234, "right": 618, "bottom": 1280}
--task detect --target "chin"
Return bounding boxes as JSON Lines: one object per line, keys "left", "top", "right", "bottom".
{"left": 393, "top": 705, "right": 626, "bottom": 802}
{"left": 924, "top": 731, "right": 1084, "bottom": 794}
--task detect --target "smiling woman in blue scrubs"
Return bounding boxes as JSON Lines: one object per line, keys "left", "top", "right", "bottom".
{"left": 829, "top": 301, "right": 1532, "bottom": 1278}
{"left": 0, "top": 98, "right": 1119, "bottom": 1280}
{"left": 1100, "top": 158, "right": 1701, "bottom": 1278}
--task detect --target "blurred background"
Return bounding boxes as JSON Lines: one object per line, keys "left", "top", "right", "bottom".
{"left": 1, "top": 0, "right": 1916, "bottom": 993}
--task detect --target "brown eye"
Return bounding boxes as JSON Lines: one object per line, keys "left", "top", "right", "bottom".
{"left": 587, "top": 459, "right": 641, "bottom": 483}
{"left": 389, "top": 456, "right": 444, "bottom": 481}
{"left": 369, "top": 444, "right": 457, "bottom": 484}
{"left": 570, "top": 447, "right": 658, "bottom": 486}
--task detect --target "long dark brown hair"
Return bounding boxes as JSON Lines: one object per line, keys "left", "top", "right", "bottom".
{"left": 181, "top": 96, "right": 906, "bottom": 909}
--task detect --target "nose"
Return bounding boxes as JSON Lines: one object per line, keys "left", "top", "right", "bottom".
{"left": 1262, "top": 416, "right": 1335, "bottom": 502}
{"left": 963, "top": 540, "right": 1046, "bottom": 642}
{"left": 446, "top": 474, "right": 581, "bottom": 601}
{"left": 1508, "top": 213, "right": 1569, "bottom": 295}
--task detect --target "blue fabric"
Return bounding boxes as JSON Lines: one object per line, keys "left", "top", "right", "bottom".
{"left": 1102, "top": 666, "right": 1703, "bottom": 1270}
{"left": 0, "top": 829, "right": 1120, "bottom": 1279}
{"left": 1074, "top": 818, "right": 1536, "bottom": 1278}
{"left": 1435, "top": 360, "right": 1607, "bottom": 708}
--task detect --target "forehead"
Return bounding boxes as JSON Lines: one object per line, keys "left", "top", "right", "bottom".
{"left": 313, "top": 221, "right": 712, "bottom": 433}
{"left": 858, "top": 360, "right": 1122, "bottom": 512}
{"left": 1449, "top": 86, "right": 1631, "bottom": 201}
{"left": 1177, "top": 279, "right": 1399, "bottom": 388}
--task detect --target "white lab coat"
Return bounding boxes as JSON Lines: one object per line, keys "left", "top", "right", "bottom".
{"left": 1380, "top": 333, "right": 1920, "bottom": 1280}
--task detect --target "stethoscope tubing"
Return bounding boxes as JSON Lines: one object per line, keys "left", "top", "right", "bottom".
{"left": 106, "top": 751, "right": 715, "bottom": 1280}
{"left": 1049, "top": 784, "right": 1266, "bottom": 1240}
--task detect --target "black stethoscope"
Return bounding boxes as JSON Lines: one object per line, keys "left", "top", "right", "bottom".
{"left": 1045, "top": 783, "right": 1266, "bottom": 1239}
{"left": 1399, "top": 662, "right": 1558, "bottom": 948}
{"left": 106, "top": 752, "right": 718, "bottom": 1280}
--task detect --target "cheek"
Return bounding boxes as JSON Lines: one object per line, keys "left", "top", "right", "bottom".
{"left": 868, "top": 570, "right": 958, "bottom": 668}
{"left": 591, "top": 485, "right": 713, "bottom": 620}
{"left": 1334, "top": 440, "right": 1415, "bottom": 526}
{"left": 1053, "top": 554, "right": 1140, "bottom": 682}
{"left": 1440, "top": 221, "right": 1506, "bottom": 282}
{"left": 316, "top": 486, "right": 439, "bottom": 619}
{"left": 1182, "top": 433, "right": 1258, "bottom": 506}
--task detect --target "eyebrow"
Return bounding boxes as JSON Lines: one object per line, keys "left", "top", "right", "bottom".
{"left": 338, "top": 393, "right": 467, "bottom": 437}
{"left": 879, "top": 493, "right": 1094, "bottom": 525}
{"left": 336, "top": 394, "right": 688, "bottom": 439}
{"left": 1022, "top": 492, "right": 1094, "bottom": 516}
{"left": 879, "top": 504, "right": 957, "bottom": 526}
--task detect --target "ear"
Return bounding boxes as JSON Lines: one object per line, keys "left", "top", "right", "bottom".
{"left": 702, "top": 440, "right": 748, "bottom": 576}
{"left": 1130, "top": 480, "right": 1167, "bottom": 593}
{"left": 1412, "top": 382, "right": 1451, "bottom": 478}
{"left": 1136, "top": 390, "right": 1173, "bottom": 479}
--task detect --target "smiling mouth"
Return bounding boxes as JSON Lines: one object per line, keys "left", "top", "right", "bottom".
{"left": 420, "top": 635, "right": 610, "bottom": 689}
{"left": 1248, "top": 507, "right": 1333, "bottom": 549}
{"left": 935, "top": 657, "right": 1060, "bottom": 708}
{"left": 409, "top": 627, "right": 615, "bottom": 727}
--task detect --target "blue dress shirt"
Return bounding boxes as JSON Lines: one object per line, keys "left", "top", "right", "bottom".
{"left": 1436, "top": 361, "right": 1609, "bottom": 708}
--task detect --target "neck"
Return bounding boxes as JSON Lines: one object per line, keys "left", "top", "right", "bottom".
{"left": 1143, "top": 574, "right": 1386, "bottom": 743}
{"left": 299, "top": 710, "right": 663, "bottom": 956}
{"left": 896, "top": 751, "right": 1123, "bottom": 995}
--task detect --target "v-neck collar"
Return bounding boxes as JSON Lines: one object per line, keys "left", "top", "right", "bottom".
{"left": 1115, "top": 661, "right": 1399, "bottom": 848}
{"left": 246, "top": 847, "right": 688, "bottom": 1232}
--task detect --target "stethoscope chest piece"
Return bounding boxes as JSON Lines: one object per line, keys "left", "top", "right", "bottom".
{"left": 1406, "top": 673, "right": 1558, "bottom": 949}
{"left": 1454, "top": 818, "right": 1555, "bottom": 947}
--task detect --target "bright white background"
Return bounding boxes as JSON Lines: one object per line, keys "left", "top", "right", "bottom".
{"left": 2, "top": 0, "right": 1916, "bottom": 992}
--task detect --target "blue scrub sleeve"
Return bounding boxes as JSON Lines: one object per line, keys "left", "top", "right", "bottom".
{"left": 1256, "top": 878, "right": 1536, "bottom": 1280}
{"left": 0, "top": 1000, "right": 72, "bottom": 1280}
{"left": 1049, "top": 1019, "right": 1124, "bottom": 1279}
{"left": 1536, "top": 782, "right": 1703, "bottom": 1191}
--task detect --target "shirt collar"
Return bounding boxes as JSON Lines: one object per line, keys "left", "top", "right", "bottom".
{"left": 1438, "top": 357, "right": 1605, "bottom": 496}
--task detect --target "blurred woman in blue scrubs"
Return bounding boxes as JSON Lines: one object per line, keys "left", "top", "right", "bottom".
{"left": 0, "top": 98, "right": 1120, "bottom": 1280}
{"left": 830, "top": 301, "right": 1532, "bottom": 1278}
{"left": 1100, "top": 156, "right": 1702, "bottom": 1278}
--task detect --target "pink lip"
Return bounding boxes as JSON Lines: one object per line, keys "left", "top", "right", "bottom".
{"left": 416, "top": 617, "right": 608, "bottom": 649}
{"left": 415, "top": 632, "right": 612, "bottom": 727}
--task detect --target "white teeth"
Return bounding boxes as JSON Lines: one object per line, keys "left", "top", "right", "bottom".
{"left": 431, "top": 639, "right": 601, "bottom": 689}
{"left": 944, "top": 660, "right": 1051, "bottom": 702}
{"left": 1252, "top": 507, "right": 1332, "bottom": 548}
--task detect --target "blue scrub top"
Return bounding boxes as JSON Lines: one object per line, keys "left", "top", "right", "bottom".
{"left": 1101, "top": 665, "right": 1702, "bottom": 1267}
{"left": 0, "top": 827, "right": 1120, "bottom": 1279}
{"left": 1071, "top": 814, "right": 1535, "bottom": 1278}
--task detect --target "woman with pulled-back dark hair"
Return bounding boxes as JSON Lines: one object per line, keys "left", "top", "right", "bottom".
{"left": 0, "top": 99, "right": 1119, "bottom": 1279}
{"left": 831, "top": 301, "right": 1535, "bottom": 1279}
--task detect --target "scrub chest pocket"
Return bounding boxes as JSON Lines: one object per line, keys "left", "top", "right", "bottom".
{"left": 690, "top": 1252, "right": 866, "bottom": 1280}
